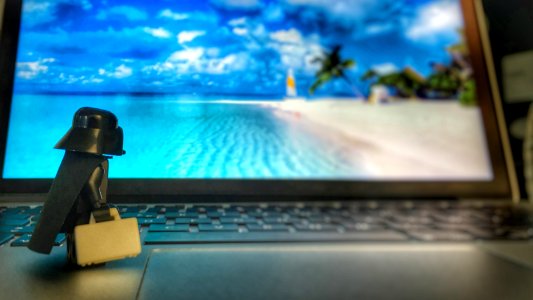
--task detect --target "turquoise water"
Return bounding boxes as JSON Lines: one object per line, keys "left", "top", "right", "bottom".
{"left": 4, "top": 94, "right": 364, "bottom": 178}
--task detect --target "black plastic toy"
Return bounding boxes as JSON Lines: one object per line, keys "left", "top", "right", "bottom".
{"left": 28, "top": 107, "right": 140, "bottom": 266}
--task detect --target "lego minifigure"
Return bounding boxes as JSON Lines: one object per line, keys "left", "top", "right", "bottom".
{"left": 28, "top": 107, "right": 140, "bottom": 266}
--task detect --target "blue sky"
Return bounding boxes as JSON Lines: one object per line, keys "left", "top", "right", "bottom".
{"left": 14, "top": 0, "right": 464, "bottom": 97}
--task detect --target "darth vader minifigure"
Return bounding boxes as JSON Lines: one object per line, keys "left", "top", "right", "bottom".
{"left": 28, "top": 107, "right": 128, "bottom": 265}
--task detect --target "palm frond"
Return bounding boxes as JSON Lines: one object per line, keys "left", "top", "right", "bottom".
{"left": 309, "top": 72, "right": 333, "bottom": 95}
{"left": 341, "top": 59, "right": 355, "bottom": 68}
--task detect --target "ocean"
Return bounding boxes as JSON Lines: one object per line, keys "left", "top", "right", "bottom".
{"left": 3, "top": 94, "right": 363, "bottom": 179}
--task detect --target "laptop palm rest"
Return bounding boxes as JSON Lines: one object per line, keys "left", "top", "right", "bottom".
{"left": 138, "top": 245, "right": 533, "bottom": 300}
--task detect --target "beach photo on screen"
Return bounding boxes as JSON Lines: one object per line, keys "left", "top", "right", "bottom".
{"left": 4, "top": 0, "right": 493, "bottom": 180}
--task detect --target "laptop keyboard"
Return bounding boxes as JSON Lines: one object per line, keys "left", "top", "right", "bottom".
{"left": 0, "top": 202, "right": 532, "bottom": 247}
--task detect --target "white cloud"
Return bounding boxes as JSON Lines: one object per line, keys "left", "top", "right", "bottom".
{"left": 21, "top": 1, "right": 54, "bottom": 27}
{"left": 228, "top": 17, "right": 247, "bottom": 27}
{"left": 98, "top": 69, "right": 106, "bottom": 75}
{"left": 206, "top": 48, "right": 221, "bottom": 57}
{"left": 365, "top": 23, "right": 395, "bottom": 36}
{"left": 270, "top": 28, "right": 303, "bottom": 44}
{"left": 285, "top": 0, "right": 380, "bottom": 20}
{"left": 144, "top": 27, "right": 172, "bottom": 38}
{"left": 22, "top": 1, "right": 92, "bottom": 27}
{"left": 158, "top": 9, "right": 189, "bottom": 20}
{"left": 169, "top": 48, "right": 205, "bottom": 62}
{"left": 177, "top": 31, "right": 206, "bottom": 44}
{"left": 406, "top": 1, "right": 462, "bottom": 40}
{"left": 59, "top": 73, "right": 82, "bottom": 84}
{"left": 97, "top": 6, "right": 148, "bottom": 21}
{"left": 110, "top": 64, "right": 132, "bottom": 78}
{"left": 233, "top": 28, "right": 248, "bottom": 36}
{"left": 372, "top": 63, "right": 399, "bottom": 75}
{"left": 57, "top": 72, "right": 103, "bottom": 85}
{"left": 206, "top": 55, "right": 238, "bottom": 74}
{"left": 144, "top": 48, "right": 248, "bottom": 75}
{"left": 269, "top": 29, "right": 323, "bottom": 73}
{"left": 23, "top": 2, "right": 51, "bottom": 13}
{"left": 24, "top": 0, "right": 92, "bottom": 12}
{"left": 211, "top": 0, "right": 261, "bottom": 10}
{"left": 252, "top": 24, "right": 267, "bottom": 39}
{"left": 82, "top": 78, "right": 104, "bottom": 84}
{"left": 16, "top": 58, "right": 55, "bottom": 79}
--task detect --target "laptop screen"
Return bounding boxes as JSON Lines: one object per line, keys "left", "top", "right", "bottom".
{"left": 3, "top": 0, "right": 494, "bottom": 182}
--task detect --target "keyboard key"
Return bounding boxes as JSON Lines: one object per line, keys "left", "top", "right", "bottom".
{"left": 0, "top": 233, "right": 13, "bottom": 245}
{"left": 294, "top": 224, "right": 339, "bottom": 232}
{"left": 149, "top": 224, "right": 189, "bottom": 232}
{"left": 163, "top": 206, "right": 185, "bottom": 212}
{"left": 262, "top": 212, "right": 283, "bottom": 218}
{"left": 175, "top": 217, "right": 212, "bottom": 224}
{"left": 10, "top": 234, "right": 32, "bottom": 246}
{"left": 387, "top": 223, "right": 434, "bottom": 231}
{"left": 120, "top": 212, "right": 142, "bottom": 219}
{"left": 219, "top": 217, "right": 258, "bottom": 224}
{"left": 176, "top": 211, "right": 199, "bottom": 218}
{"left": 308, "top": 216, "right": 330, "bottom": 223}
{"left": 144, "top": 231, "right": 408, "bottom": 244}
{"left": 217, "top": 211, "right": 242, "bottom": 218}
{"left": 0, "top": 225, "right": 18, "bottom": 233}
{"left": 263, "top": 217, "right": 301, "bottom": 224}
{"left": 0, "top": 218, "right": 30, "bottom": 227}
{"left": 121, "top": 211, "right": 159, "bottom": 218}
{"left": 137, "top": 218, "right": 166, "bottom": 225}
{"left": 2, "top": 207, "right": 30, "bottom": 214}
{"left": 247, "top": 224, "right": 289, "bottom": 232}
{"left": 13, "top": 225, "right": 35, "bottom": 234}
{"left": 55, "top": 233, "right": 66, "bottom": 245}
{"left": 198, "top": 224, "right": 239, "bottom": 232}
{"left": 343, "top": 223, "right": 387, "bottom": 231}
{"left": 165, "top": 212, "right": 180, "bottom": 218}
{"left": 194, "top": 206, "right": 220, "bottom": 213}
{"left": 350, "top": 215, "right": 384, "bottom": 224}
{"left": 118, "top": 206, "right": 145, "bottom": 213}
{"left": 246, "top": 211, "right": 264, "bottom": 218}
{"left": 432, "top": 214, "right": 479, "bottom": 225}
{"left": 0, "top": 213, "right": 31, "bottom": 220}
{"left": 206, "top": 211, "right": 222, "bottom": 218}
{"left": 25, "top": 207, "right": 43, "bottom": 215}
{"left": 11, "top": 234, "right": 65, "bottom": 247}
{"left": 391, "top": 215, "right": 434, "bottom": 225}
{"left": 146, "top": 207, "right": 165, "bottom": 214}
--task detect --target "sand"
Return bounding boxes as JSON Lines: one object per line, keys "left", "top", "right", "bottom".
{"left": 260, "top": 99, "right": 493, "bottom": 179}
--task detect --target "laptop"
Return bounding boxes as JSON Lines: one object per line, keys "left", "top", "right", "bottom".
{"left": 0, "top": 0, "right": 532, "bottom": 299}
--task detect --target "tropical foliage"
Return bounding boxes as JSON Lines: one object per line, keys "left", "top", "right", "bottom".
{"left": 361, "top": 68, "right": 425, "bottom": 98}
{"left": 360, "top": 29, "right": 477, "bottom": 105}
{"left": 309, "top": 46, "right": 362, "bottom": 97}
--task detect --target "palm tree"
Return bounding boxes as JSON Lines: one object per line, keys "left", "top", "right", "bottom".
{"left": 361, "top": 67, "right": 425, "bottom": 98}
{"left": 309, "top": 45, "right": 362, "bottom": 97}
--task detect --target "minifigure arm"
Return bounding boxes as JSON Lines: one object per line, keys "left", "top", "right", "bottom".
{"left": 82, "top": 159, "right": 109, "bottom": 209}
{"left": 81, "top": 160, "right": 114, "bottom": 223}
{"left": 82, "top": 164, "right": 105, "bottom": 209}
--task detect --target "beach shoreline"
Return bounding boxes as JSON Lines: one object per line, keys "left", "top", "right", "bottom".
{"left": 261, "top": 99, "right": 493, "bottom": 179}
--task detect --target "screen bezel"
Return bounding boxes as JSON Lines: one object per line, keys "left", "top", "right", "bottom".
{"left": 0, "top": 0, "right": 518, "bottom": 201}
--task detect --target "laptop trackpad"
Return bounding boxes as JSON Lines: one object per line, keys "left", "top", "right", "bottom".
{"left": 138, "top": 245, "right": 533, "bottom": 300}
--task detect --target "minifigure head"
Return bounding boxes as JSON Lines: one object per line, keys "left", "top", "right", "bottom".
{"left": 55, "top": 107, "right": 125, "bottom": 156}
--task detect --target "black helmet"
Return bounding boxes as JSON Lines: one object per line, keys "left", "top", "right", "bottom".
{"left": 55, "top": 107, "right": 125, "bottom": 156}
